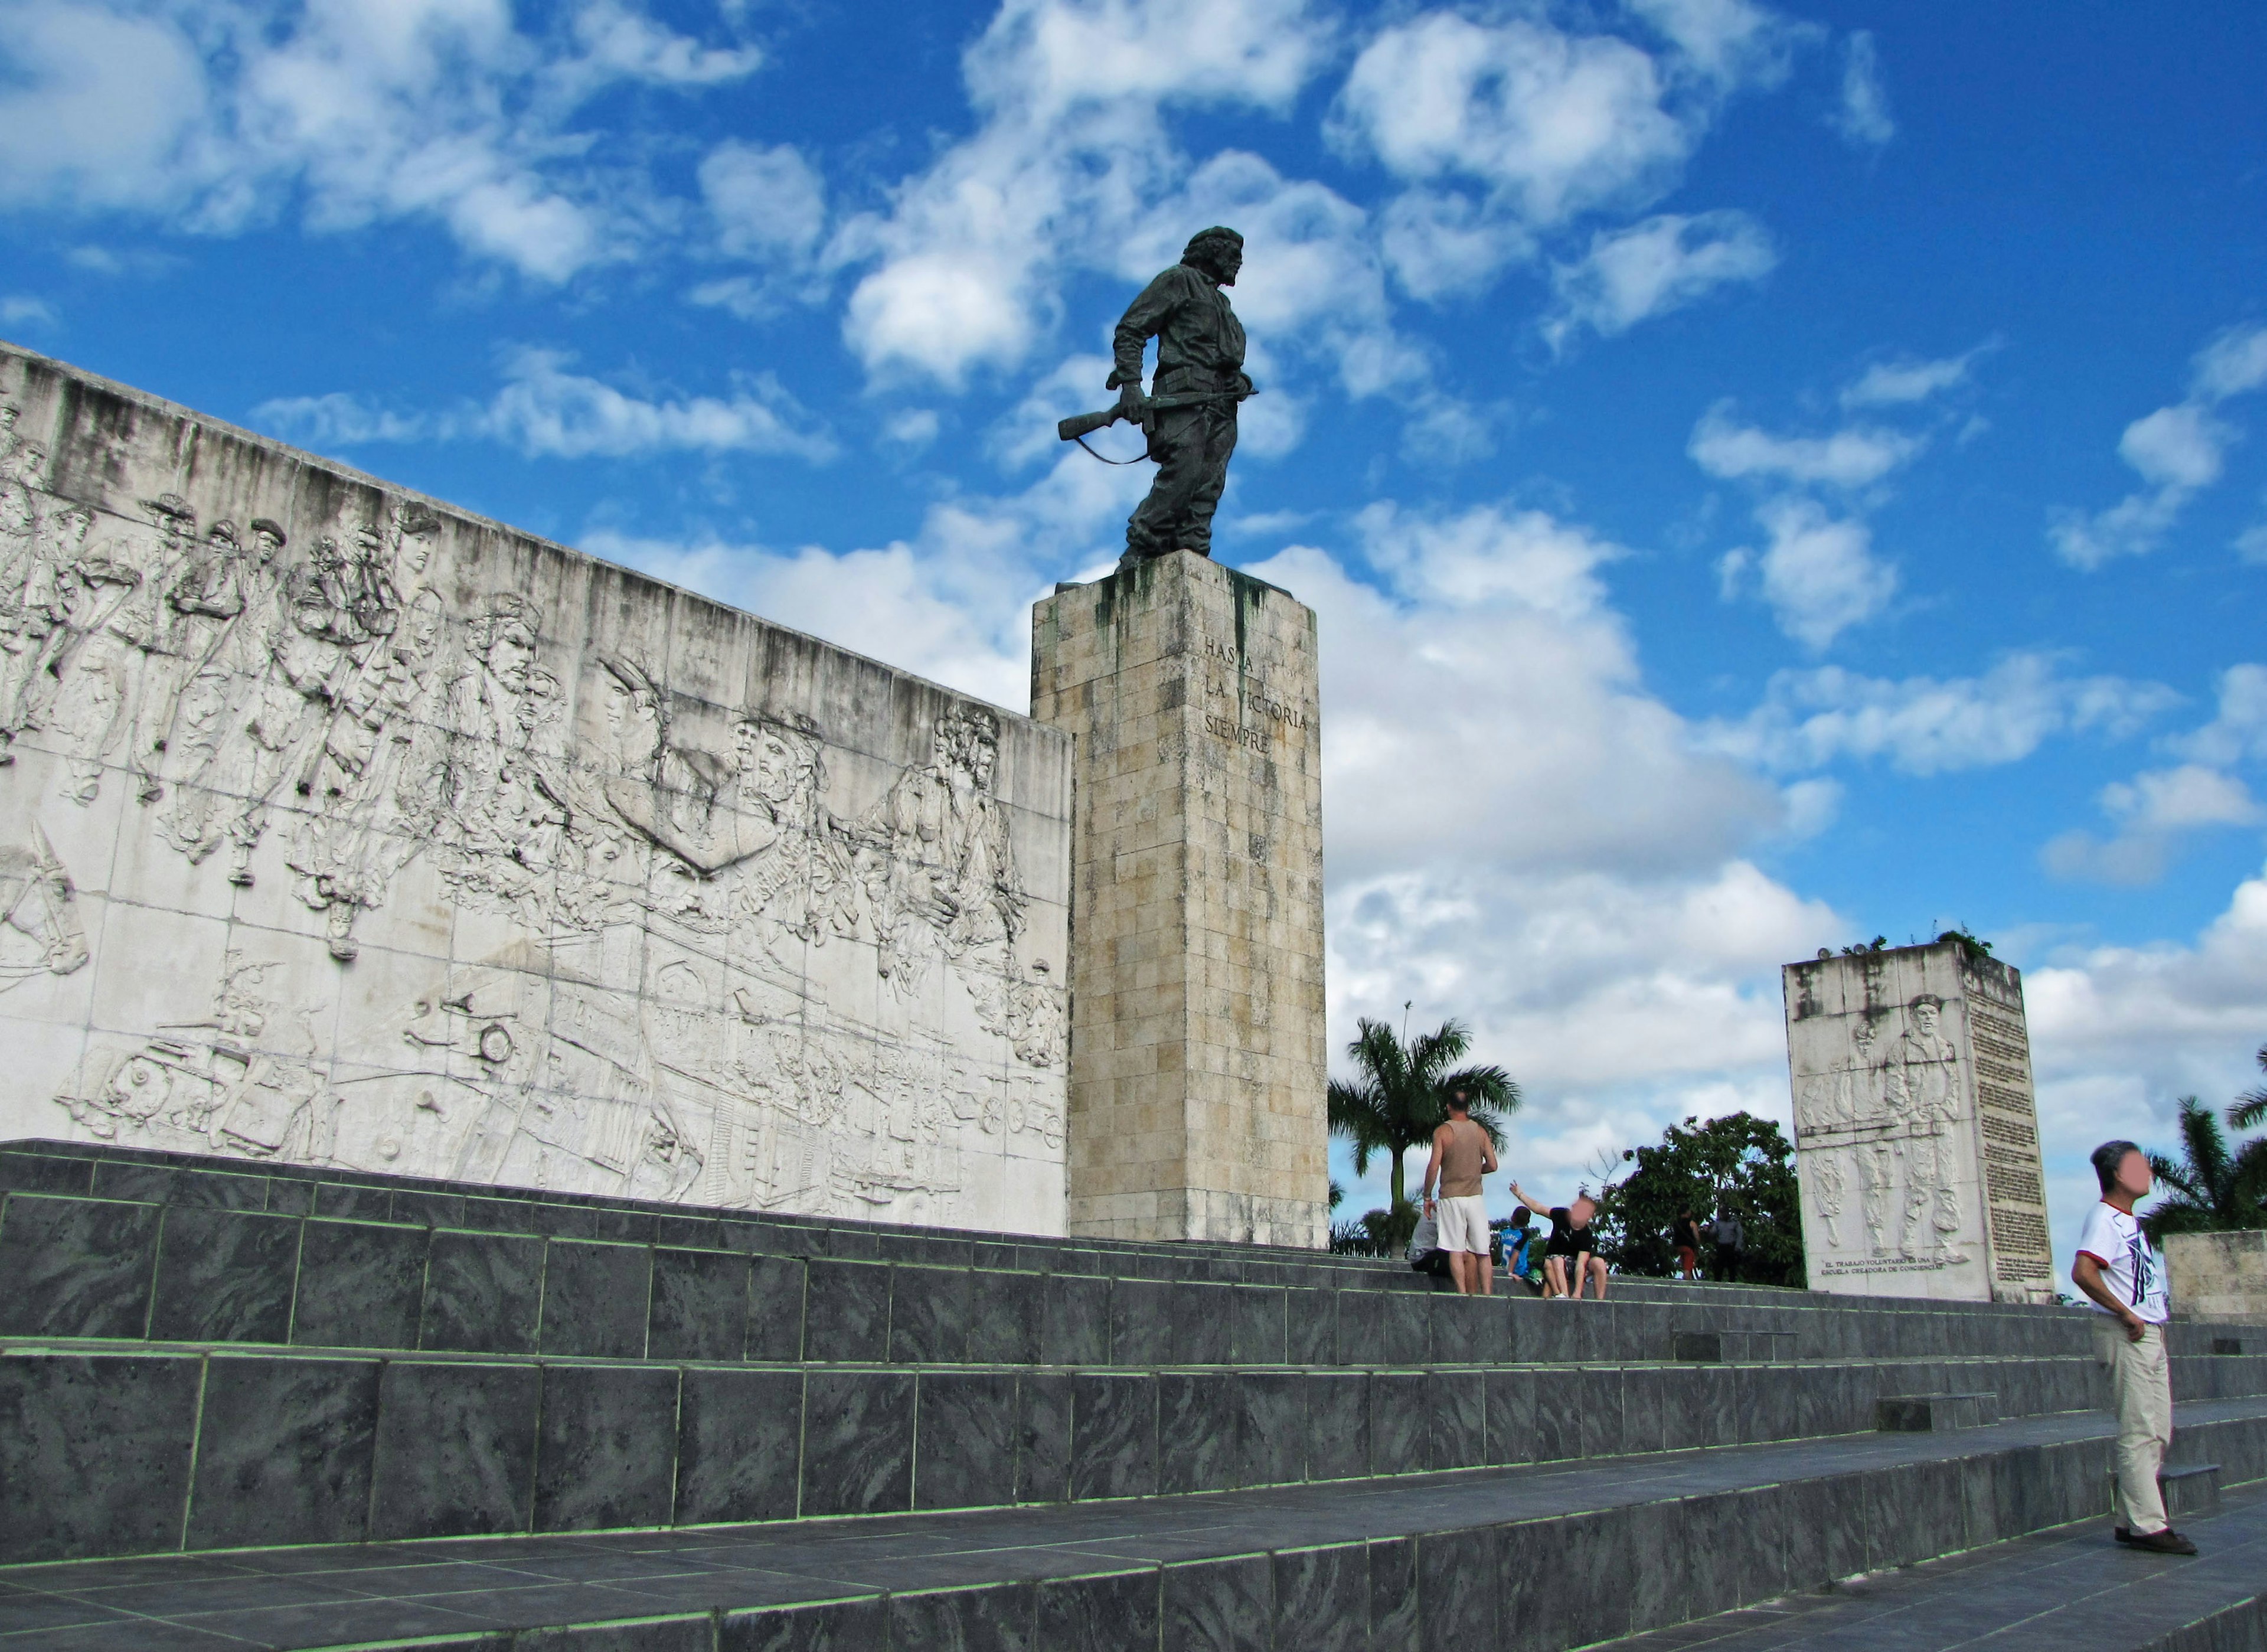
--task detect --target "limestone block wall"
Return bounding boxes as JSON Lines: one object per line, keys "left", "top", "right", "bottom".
{"left": 2168, "top": 1230, "right": 2267, "bottom": 1325}
{"left": 1031, "top": 552, "right": 1327, "bottom": 1248}
{"left": 0, "top": 343, "right": 1072, "bottom": 1233}
{"left": 1782, "top": 940, "right": 2054, "bottom": 1303}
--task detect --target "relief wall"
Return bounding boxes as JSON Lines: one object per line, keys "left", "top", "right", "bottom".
{"left": 0, "top": 347, "right": 1072, "bottom": 1232}
{"left": 1782, "top": 939, "right": 2053, "bottom": 1303}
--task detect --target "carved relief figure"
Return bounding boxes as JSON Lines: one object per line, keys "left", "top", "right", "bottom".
{"left": 0, "top": 824, "right": 87, "bottom": 990}
{"left": 0, "top": 500, "right": 92, "bottom": 766}
{"left": 58, "top": 952, "right": 339, "bottom": 1162}
{"left": 1812, "top": 1150, "right": 1848, "bottom": 1248}
{"left": 1859, "top": 1138, "right": 1894, "bottom": 1252}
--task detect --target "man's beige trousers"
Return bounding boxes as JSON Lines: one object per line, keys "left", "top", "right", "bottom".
{"left": 2092, "top": 1318, "right": 2173, "bottom": 1535}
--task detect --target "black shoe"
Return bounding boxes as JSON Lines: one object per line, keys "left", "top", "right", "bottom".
{"left": 2126, "top": 1528, "right": 2197, "bottom": 1556}
{"left": 2114, "top": 1526, "right": 2132, "bottom": 1545}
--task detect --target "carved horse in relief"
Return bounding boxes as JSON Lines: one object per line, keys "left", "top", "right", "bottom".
{"left": 0, "top": 824, "right": 88, "bottom": 990}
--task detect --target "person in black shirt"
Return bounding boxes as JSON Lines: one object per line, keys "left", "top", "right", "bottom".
{"left": 1512, "top": 1181, "right": 1608, "bottom": 1301}
{"left": 1672, "top": 1210, "right": 1701, "bottom": 1280}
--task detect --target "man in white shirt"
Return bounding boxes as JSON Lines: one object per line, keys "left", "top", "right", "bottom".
{"left": 2070, "top": 1139, "right": 2194, "bottom": 1555}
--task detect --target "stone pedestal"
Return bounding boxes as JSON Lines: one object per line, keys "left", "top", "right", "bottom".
{"left": 2167, "top": 1230, "right": 2267, "bottom": 1325}
{"left": 1031, "top": 553, "right": 1328, "bottom": 1246}
{"left": 1782, "top": 940, "right": 2055, "bottom": 1303}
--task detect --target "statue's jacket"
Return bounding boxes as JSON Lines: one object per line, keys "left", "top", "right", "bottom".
{"left": 1112, "top": 263, "right": 1250, "bottom": 397}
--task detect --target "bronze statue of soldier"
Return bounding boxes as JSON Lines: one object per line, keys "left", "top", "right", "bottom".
{"left": 1059, "top": 227, "right": 1253, "bottom": 563}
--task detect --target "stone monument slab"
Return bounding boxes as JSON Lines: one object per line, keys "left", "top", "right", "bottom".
{"left": 2167, "top": 1230, "right": 2267, "bottom": 1325}
{"left": 0, "top": 342, "right": 1072, "bottom": 1232}
{"left": 1031, "top": 551, "right": 1327, "bottom": 1246}
{"left": 1782, "top": 939, "right": 2054, "bottom": 1302}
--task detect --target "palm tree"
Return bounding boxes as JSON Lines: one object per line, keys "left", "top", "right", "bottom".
{"left": 2143, "top": 1095, "right": 2267, "bottom": 1242}
{"left": 2231, "top": 1042, "right": 2267, "bottom": 1132}
{"left": 1327, "top": 1016, "right": 1518, "bottom": 1217}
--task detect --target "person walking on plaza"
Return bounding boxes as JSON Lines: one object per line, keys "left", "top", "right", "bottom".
{"left": 1512, "top": 1181, "right": 1608, "bottom": 1300}
{"left": 2072, "top": 1140, "right": 2195, "bottom": 1555}
{"left": 1672, "top": 1209, "right": 1702, "bottom": 1280}
{"left": 1419, "top": 1089, "right": 1498, "bottom": 1295}
{"left": 1709, "top": 1206, "right": 1745, "bottom": 1282}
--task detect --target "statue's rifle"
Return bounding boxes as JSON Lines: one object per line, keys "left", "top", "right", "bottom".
{"left": 1057, "top": 388, "right": 1253, "bottom": 465}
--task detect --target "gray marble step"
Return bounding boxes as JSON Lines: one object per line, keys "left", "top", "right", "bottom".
{"left": 0, "top": 1340, "right": 2158, "bottom": 1567}
{"left": 0, "top": 1395, "right": 2260, "bottom": 1651}
{"left": 1603, "top": 1474, "right": 2267, "bottom": 1652}
{"left": 2159, "top": 1461, "right": 2223, "bottom": 1520}
{"left": 1673, "top": 1330, "right": 1801, "bottom": 1363}
{"left": 9, "top": 1142, "right": 2258, "bottom": 1369}
{"left": 14, "top": 1176, "right": 2259, "bottom": 1383}
{"left": 1876, "top": 1390, "right": 2001, "bottom": 1431}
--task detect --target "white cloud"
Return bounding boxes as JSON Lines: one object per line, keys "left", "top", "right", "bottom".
{"left": 2174, "top": 664, "right": 2267, "bottom": 766}
{"left": 1544, "top": 209, "right": 1775, "bottom": 347}
{"left": 2191, "top": 322, "right": 2267, "bottom": 403}
{"left": 1827, "top": 30, "right": 1893, "bottom": 147}
{"left": 2118, "top": 402, "right": 2229, "bottom": 489}
{"left": 0, "top": 0, "right": 762, "bottom": 282}
{"left": 1722, "top": 498, "right": 1896, "bottom": 650}
{"left": 2106, "top": 764, "right": 2261, "bottom": 830}
{"left": 2021, "top": 868, "right": 2267, "bottom": 1272}
{"left": 1690, "top": 402, "right": 1922, "bottom": 488}
{"left": 1331, "top": 4, "right": 1794, "bottom": 307}
{"left": 835, "top": 0, "right": 1330, "bottom": 387}
{"left": 2053, "top": 321, "right": 2267, "bottom": 568}
{"left": 686, "top": 141, "right": 830, "bottom": 319}
{"left": 883, "top": 408, "right": 942, "bottom": 450}
{"left": 1708, "top": 652, "right": 2178, "bottom": 776}
{"left": 1354, "top": 500, "right": 1615, "bottom": 618}
{"left": 1260, "top": 522, "right": 1781, "bottom": 882}
{"left": 1, "top": 296, "right": 58, "bottom": 330}
{"left": 703, "top": 141, "right": 827, "bottom": 263}
{"left": 1841, "top": 347, "right": 1984, "bottom": 408}
{"left": 253, "top": 348, "right": 837, "bottom": 462}
{"left": 1628, "top": 0, "right": 1808, "bottom": 90}
{"left": 1377, "top": 188, "right": 1537, "bottom": 302}
{"left": 1331, "top": 14, "right": 1688, "bottom": 225}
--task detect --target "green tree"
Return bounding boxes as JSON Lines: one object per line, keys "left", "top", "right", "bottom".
{"left": 2230, "top": 1042, "right": 2267, "bottom": 1132}
{"left": 1597, "top": 1111, "right": 1805, "bottom": 1286}
{"left": 2142, "top": 1095, "right": 2267, "bottom": 1242}
{"left": 1328, "top": 1017, "right": 1517, "bottom": 1252}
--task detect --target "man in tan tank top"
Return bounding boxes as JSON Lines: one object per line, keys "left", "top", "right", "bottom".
{"left": 1420, "top": 1089, "right": 1499, "bottom": 1295}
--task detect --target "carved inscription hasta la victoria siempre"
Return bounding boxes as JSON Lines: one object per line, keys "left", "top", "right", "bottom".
{"left": 0, "top": 403, "right": 1066, "bottom": 1222}
{"left": 1198, "top": 628, "right": 1311, "bottom": 755}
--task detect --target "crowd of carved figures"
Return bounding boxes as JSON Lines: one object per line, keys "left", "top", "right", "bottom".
{"left": 0, "top": 407, "right": 1066, "bottom": 1217}
{"left": 1794, "top": 995, "right": 1968, "bottom": 1264}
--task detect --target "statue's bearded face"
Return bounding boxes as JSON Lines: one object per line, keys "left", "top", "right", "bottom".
{"left": 1184, "top": 236, "right": 1242, "bottom": 286}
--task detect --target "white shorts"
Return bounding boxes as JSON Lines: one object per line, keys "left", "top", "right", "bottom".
{"left": 1436, "top": 1194, "right": 1491, "bottom": 1254}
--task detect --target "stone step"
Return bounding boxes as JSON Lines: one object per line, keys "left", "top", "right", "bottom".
{"left": 1601, "top": 1473, "right": 2267, "bottom": 1652}
{"left": 1672, "top": 1329, "right": 1801, "bottom": 1363}
{"left": 2, "top": 1140, "right": 2239, "bottom": 1349}
{"left": 2158, "top": 1461, "right": 2223, "bottom": 1520}
{"left": 0, "top": 1342, "right": 2166, "bottom": 1567}
{"left": 0, "top": 1394, "right": 2260, "bottom": 1651}
{"left": 17, "top": 1181, "right": 2261, "bottom": 1383}
{"left": 1876, "top": 1390, "right": 2000, "bottom": 1431}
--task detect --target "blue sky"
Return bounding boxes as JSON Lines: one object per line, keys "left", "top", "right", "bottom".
{"left": 5, "top": 0, "right": 2265, "bottom": 1281}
